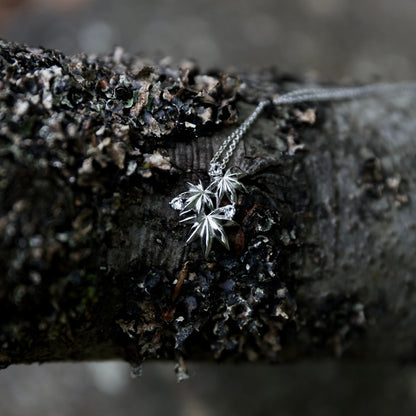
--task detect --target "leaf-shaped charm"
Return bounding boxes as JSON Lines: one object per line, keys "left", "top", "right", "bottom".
{"left": 170, "top": 169, "right": 243, "bottom": 257}
{"left": 181, "top": 180, "right": 214, "bottom": 214}
{"left": 210, "top": 168, "right": 247, "bottom": 204}
{"left": 186, "top": 209, "right": 230, "bottom": 258}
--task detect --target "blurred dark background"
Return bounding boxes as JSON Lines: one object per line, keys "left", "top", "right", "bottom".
{"left": 1, "top": 0, "right": 416, "bottom": 415}
{"left": 1, "top": 0, "right": 416, "bottom": 80}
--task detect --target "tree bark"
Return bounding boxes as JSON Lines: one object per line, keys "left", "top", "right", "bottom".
{"left": 0, "top": 39, "right": 415, "bottom": 369}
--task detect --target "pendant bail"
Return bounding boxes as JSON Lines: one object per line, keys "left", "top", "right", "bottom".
{"left": 208, "top": 162, "right": 223, "bottom": 178}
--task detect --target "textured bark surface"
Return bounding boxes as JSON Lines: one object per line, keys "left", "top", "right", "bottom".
{"left": 0, "top": 40, "right": 415, "bottom": 370}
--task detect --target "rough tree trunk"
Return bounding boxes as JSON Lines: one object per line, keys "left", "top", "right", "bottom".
{"left": 0, "top": 39, "right": 415, "bottom": 371}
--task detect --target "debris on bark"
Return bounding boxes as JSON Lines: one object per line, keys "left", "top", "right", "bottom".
{"left": 1, "top": 40, "right": 415, "bottom": 370}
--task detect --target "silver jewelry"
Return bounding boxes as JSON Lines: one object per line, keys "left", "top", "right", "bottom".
{"left": 170, "top": 81, "right": 416, "bottom": 258}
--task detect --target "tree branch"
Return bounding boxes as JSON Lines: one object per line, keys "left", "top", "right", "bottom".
{"left": 1, "top": 40, "right": 415, "bottom": 369}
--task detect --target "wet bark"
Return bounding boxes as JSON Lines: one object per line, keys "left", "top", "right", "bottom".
{"left": 0, "top": 39, "right": 415, "bottom": 369}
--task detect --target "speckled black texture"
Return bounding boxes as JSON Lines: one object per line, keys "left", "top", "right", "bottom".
{"left": 1, "top": 40, "right": 416, "bottom": 369}
{"left": 0, "top": 39, "right": 303, "bottom": 366}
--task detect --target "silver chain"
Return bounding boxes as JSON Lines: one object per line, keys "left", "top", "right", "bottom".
{"left": 209, "top": 100, "right": 268, "bottom": 171}
{"left": 171, "top": 81, "right": 416, "bottom": 258}
{"left": 272, "top": 82, "right": 416, "bottom": 105}
{"left": 210, "top": 81, "right": 416, "bottom": 176}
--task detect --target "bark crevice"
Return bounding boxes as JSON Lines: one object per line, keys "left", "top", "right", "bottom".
{"left": 0, "top": 40, "right": 415, "bottom": 368}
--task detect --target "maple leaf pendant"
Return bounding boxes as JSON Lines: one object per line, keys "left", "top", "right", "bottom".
{"left": 170, "top": 168, "right": 245, "bottom": 258}
{"left": 210, "top": 168, "right": 247, "bottom": 204}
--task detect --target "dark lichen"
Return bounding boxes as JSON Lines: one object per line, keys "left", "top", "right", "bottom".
{"left": 0, "top": 40, "right": 374, "bottom": 366}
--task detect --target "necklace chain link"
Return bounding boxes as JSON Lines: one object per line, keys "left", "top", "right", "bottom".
{"left": 210, "top": 100, "right": 268, "bottom": 172}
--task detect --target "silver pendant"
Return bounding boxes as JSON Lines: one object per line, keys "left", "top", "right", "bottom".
{"left": 170, "top": 168, "right": 245, "bottom": 258}
{"left": 169, "top": 82, "right": 411, "bottom": 258}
